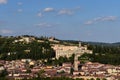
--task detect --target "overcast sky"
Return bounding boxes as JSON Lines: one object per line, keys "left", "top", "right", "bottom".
{"left": 0, "top": 0, "right": 120, "bottom": 43}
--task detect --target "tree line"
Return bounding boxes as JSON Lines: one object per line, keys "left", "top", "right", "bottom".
{"left": 0, "top": 36, "right": 55, "bottom": 60}
{"left": 79, "top": 44, "right": 120, "bottom": 65}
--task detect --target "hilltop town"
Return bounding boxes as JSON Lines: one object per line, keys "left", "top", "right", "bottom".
{"left": 0, "top": 35, "right": 120, "bottom": 80}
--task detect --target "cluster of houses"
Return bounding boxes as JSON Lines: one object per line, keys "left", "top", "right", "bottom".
{"left": 0, "top": 59, "right": 72, "bottom": 80}
{"left": 0, "top": 59, "right": 120, "bottom": 80}
{"left": 73, "top": 62, "right": 120, "bottom": 80}
{"left": 0, "top": 36, "right": 119, "bottom": 80}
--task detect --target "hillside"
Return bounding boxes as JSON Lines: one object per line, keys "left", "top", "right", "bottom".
{"left": 0, "top": 35, "right": 120, "bottom": 65}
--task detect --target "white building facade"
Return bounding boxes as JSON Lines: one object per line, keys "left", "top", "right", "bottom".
{"left": 52, "top": 43, "right": 92, "bottom": 59}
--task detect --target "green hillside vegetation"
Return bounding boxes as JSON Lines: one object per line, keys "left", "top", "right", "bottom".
{"left": 0, "top": 35, "right": 120, "bottom": 65}
{"left": 0, "top": 35, "right": 55, "bottom": 60}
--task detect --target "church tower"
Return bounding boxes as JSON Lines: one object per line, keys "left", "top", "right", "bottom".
{"left": 79, "top": 41, "right": 81, "bottom": 47}
{"left": 74, "top": 54, "right": 79, "bottom": 71}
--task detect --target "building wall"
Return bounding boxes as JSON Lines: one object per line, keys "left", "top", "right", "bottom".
{"left": 52, "top": 44, "right": 92, "bottom": 59}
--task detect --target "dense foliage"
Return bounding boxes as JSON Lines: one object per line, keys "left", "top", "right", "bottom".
{"left": 0, "top": 36, "right": 55, "bottom": 60}
{"left": 79, "top": 44, "right": 120, "bottom": 65}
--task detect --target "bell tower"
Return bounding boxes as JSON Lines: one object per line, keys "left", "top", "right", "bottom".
{"left": 79, "top": 41, "right": 81, "bottom": 47}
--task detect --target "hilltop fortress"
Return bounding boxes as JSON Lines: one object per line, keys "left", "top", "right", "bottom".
{"left": 52, "top": 42, "right": 93, "bottom": 59}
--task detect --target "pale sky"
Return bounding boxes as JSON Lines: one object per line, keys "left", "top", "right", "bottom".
{"left": 0, "top": 0, "right": 120, "bottom": 43}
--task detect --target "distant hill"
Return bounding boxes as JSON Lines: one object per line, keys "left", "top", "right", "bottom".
{"left": 59, "top": 39, "right": 120, "bottom": 46}
{"left": 1, "top": 35, "right": 120, "bottom": 46}
{"left": 112, "top": 42, "right": 120, "bottom": 46}
{"left": 87, "top": 42, "right": 120, "bottom": 46}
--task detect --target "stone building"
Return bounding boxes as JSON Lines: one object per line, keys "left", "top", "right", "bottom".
{"left": 52, "top": 42, "right": 92, "bottom": 59}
